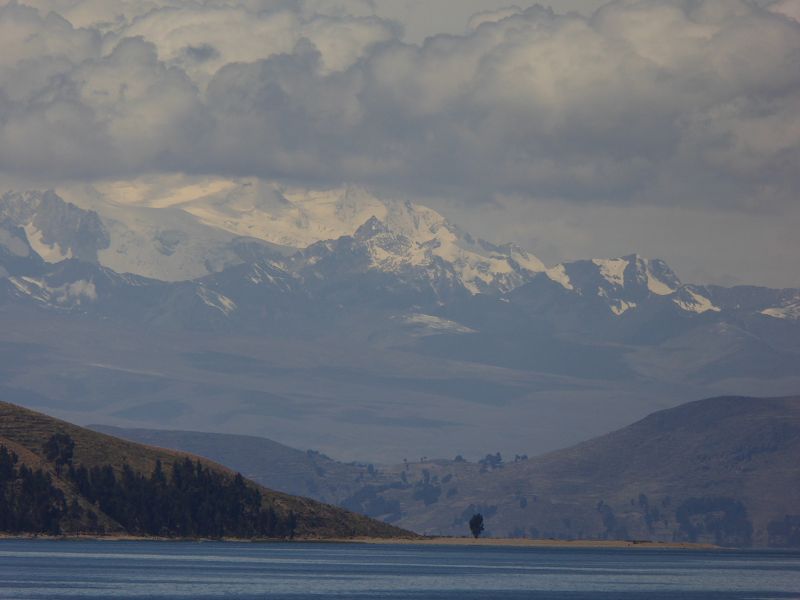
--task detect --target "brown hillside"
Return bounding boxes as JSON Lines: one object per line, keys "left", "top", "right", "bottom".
{"left": 84, "top": 396, "right": 800, "bottom": 547}
{"left": 0, "top": 400, "right": 411, "bottom": 539}
{"left": 90, "top": 425, "right": 369, "bottom": 505}
{"left": 374, "top": 395, "right": 800, "bottom": 546}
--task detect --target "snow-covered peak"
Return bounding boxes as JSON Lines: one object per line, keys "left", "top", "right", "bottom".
{"left": 312, "top": 210, "right": 547, "bottom": 295}
{"left": 591, "top": 258, "right": 628, "bottom": 287}
{"left": 27, "top": 176, "right": 555, "bottom": 292}
{"left": 556, "top": 255, "right": 679, "bottom": 296}
{"left": 8, "top": 179, "right": 707, "bottom": 310}
{"left": 630, "top": 254, "right": 680, "bottom": 296}
{"left": 588, "top": 254, "right": 680, "bottom": 294}
{"left": 541, "top": 254, "right": 689, "bottom": 316}
{"left": 354, "top": 215, "right": 391, "bottom": 240}
{"left": 761, "top": 298, "right": 800, "bottom": 321}
{"left": 61, "top": 176, "right": 546, "bottom": 277}
{"left": 168, "top": 183, "right": 543, "bottom": 295}
{"left": 0, "top": 190, "right": 109, "bottom": 264}
{"left": 124, "top": 179, "right": 407, "bottom": 250}
{"left": 673, "top": 287, "right": 721, "bottom": 314}
{"left": 544, "top": 264, "right": 574, "bottom": 290}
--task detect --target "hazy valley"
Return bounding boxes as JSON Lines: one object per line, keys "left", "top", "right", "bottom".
{"left": 2, "top": 181, "right": 799, "bottom": 547}
{"left": 96, "top": 395, "right": 800, "bottom": 547}
{"left": 1, "top": 183, "right": 799, "bottom": 462}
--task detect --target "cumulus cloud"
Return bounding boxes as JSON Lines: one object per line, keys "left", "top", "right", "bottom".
{"left": 0, "top": 5, "right": 204, "bottom": 179}
{"left": 3, "top": 0, "right": 798, "bottom": 206}
{"left": 0, "top": 0, "right": 798, "bottom": 284}
{"left": 467, "top": 5, "right": 523, "bottom": 29}
{"left": 199, "top": 0, "right": 800, "bottom": 211}
{"left": 113, "top": 5, "right": 397, "bottom": 84}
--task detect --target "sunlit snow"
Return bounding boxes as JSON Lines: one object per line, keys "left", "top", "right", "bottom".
{"left": 23, "top": 224, "right": 72, "bottom": 263}
{"left": 673, "top": 289, "right": 720, "bottom": 314}
{"left": 591, "top": 258, "right": 628, "bottom": 287}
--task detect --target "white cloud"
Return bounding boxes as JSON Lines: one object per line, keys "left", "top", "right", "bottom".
{"left": 468, "top": 5, "right": 523, "bottom": 30}
{"left": 112, "top": 5, "right": 397, "bottom": 86}
{"left": 0, "top": 0, "right": 798, "bottom": 285}
{"left": 57, "top": 279, "right": 98, "bottom": 303}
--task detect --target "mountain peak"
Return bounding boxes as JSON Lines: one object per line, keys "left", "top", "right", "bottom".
{"left": 617, "top": 254, "right": 682, "bottom": 296}
{"left": 0, "top": 190, "right": 109, "bottom": 264}
{"left": 354, "top": 215, "right": 391, "bottom": 240}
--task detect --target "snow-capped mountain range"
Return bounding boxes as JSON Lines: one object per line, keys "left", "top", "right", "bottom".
{"left": 1, "top": 182, "right": 799, "bottom": 460}
{"left": 1, "top": 183, "right": 797, "bottom": 322}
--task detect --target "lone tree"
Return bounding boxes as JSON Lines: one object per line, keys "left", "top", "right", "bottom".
{"left": 469, "top": 513, "right": 485, "bottom": 539}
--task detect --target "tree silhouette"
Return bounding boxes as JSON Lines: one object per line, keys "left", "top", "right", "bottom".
{"left": 469, "top": 513, "right": 484, "bottom": 538}
{"left": 42, "top": 433, "right": 75, "bottom": 475}
{"left": 0, "top": 444, "right": 66, "bottom": 534}
{"left": 66, "top": 457, "right": 298, "bottom": 538}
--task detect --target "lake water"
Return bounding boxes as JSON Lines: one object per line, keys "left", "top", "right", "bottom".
{"left": 0, "top": 540, "right": 798, "bottom": 599}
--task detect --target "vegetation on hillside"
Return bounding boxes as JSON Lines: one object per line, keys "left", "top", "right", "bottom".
{"left": 0, "top": 445, "right": 68, "bottom": 534}
{"left": 0, "top": 438, "right": 299, "bottom": 538}
{"left": 68, "top": 457, "right": 297, "bottom": 538}
{"left": 100, "top": 396, "right": 800, "bottom": 547}
{"left": 0, "top": 400, "right": 411, "bottom": 539}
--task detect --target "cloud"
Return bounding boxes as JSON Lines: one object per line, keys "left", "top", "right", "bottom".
{"left": 467, "top": 5, "right": 523, "bottom": 29}
{"left": 0, "top": 0, "right": 798, "bottom": 221}
{"left": 56, "top": 279, "right": 98, "bottom": 303}
{"left": 0, "top": 7, "right": 204, "bottom": 180}
{"left": 113, "top": 5, "right": 397, "bottom": 85}
{"left": 195, "top": 0, "right": 800, "bottom": 212}
{"left": 0, "top": 2, "right": 99, "bottom": 67}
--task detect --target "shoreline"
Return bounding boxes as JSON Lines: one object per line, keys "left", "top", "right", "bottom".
{"left": 329, "top": 536, "right": 718, "bottom": 550}
{"left": 0, "top": 533, "right": 717, "bottom": 550}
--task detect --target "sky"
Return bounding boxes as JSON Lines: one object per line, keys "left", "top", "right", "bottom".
{"left": 1, "top": 0, "right": 798, "bottom": 287}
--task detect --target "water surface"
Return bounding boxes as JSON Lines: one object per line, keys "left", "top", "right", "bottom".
{"left": 0, "top": 540, "right": 798, "bottom": 599}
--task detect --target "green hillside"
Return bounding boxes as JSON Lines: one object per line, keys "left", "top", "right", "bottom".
{"left": 0, "top": 401, "right": 412, "bottom": 539}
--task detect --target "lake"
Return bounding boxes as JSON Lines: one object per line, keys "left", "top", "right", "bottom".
{"left": 0, "top": 540, "right": 798, "bottom": 599}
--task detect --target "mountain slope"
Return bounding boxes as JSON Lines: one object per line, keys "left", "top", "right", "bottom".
{"left": 96, "top": 396, "right": 800, "bottom": 547}
{"left": 91, "top": 426, "right": 367, "bottom": 506}
{"left": 1, "top": 185, "right": 800, "bottom": 463}
{"left": 377, "top": 395, "right": 800, "bottom": 547}
{"left": 0, "top": 400, "right": 409, "bottom": 539}
{"left": 4, "top": 187, "right": 798, "bottom": 331}
{"left": 57, "top": 179, "right": 551, "bottom": 290}
{"left": 1, "top": 188, "right": 286, "bottom": 282}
